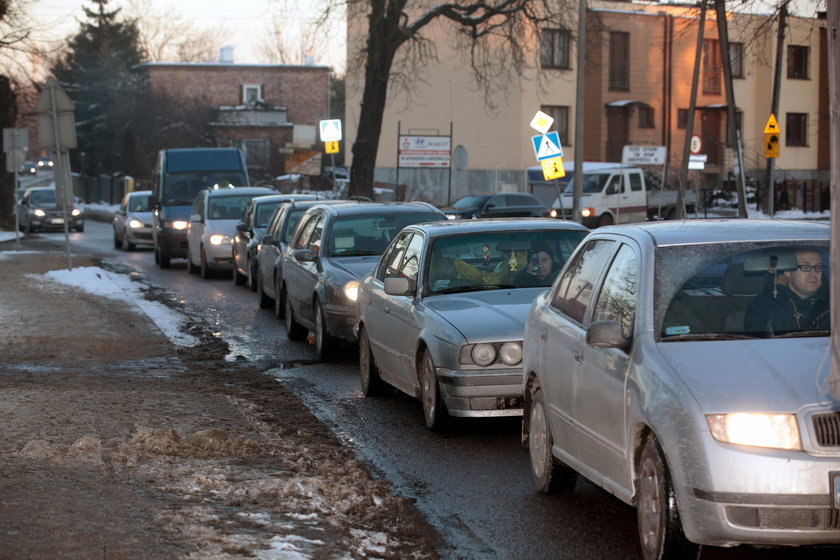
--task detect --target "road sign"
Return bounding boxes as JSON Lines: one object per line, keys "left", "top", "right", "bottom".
{"left": 529, "top": 111, "right": 554, "bottom": 134}
{"left": 35, "top": 77, "right": 77, "bottom": 150}
{"left": 622, "top": 145, "right": 666, "bottom": 165}
{"left": 324, "top": 140, "right": 339, "bottom": 154}
{"left": 319, "top": 119, "right": 342, "bottom": 142}
{"left": 764, "top": 114, "right": 780, "bottom": 134}
{"left": 690, "top": 135, "right": 702, "bottom": 154}
{"left": 688, "top": 154, "right": 706, "bottom": 170}
{"left": 531, "top": 132, "right": 563, "bottom": 161}
{"left": 541, "top": 156, "right": 565, "bottom": 180}
{"left": 764, "top": 133, "right": 780, "bottom": 158}
{"left": 398, "top": 135, "right": 451, "bottom": 168}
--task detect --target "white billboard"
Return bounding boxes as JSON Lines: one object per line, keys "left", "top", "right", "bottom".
{"left": 398, "top": 135, "right": 451, "bottom": 168}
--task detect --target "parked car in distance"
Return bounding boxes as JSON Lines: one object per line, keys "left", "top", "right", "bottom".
{"left": 522, "top": 219, "right": 836, "bottom": 560}
{"left": 253, "top": 198, "right": 348, "bottom": 315}
{"left": 281, "top": 201, "right": 447, "bottom": 359}
{"left": 232, "top": 193, "right": 319, "bottom": 289}
{"left": 357, "top": 218, "right": 588, "bottom": 430}
{"left": 17, "top": 186, "right": 84, "bottom": 233}
{"left": 18, "top": 161, "right": 37, "bottom": 176}
{"left": 113, "top": 190, "right": 154, "bottom": 251}
{"left": 186, "top": 186, "right": 275, "bottom": 278}
{"left": 441, "top": 192, "right": 549, "bottom": 220}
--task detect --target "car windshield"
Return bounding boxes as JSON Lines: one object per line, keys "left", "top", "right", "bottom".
{"left": 162, "top": 171, "right": 247, "bottom": 206}
{"left": 29, "top": 190, "right": 56, "bottom": 204}
{"left": 255, "top": 202, "right": 282, "bottom": 228}
{"left": 656, "top": 241, "right": 830, "bottom": 340}
{"left": 128, "top": 195, "right": 151, "bottom": 212}
{"left": 424, "top": 230, "right": 587, "bottom": 295}
{"left": 328, "top": 212, "right": 445, "bottom": 256}
{"left": 451, "top": 195, "right": 490, "bottom": 209}
{"left": 563, "top": 173, "right": 613, "bottom": 194}
{"left": 207, "top": 194, "right": 256, "bottom": 220}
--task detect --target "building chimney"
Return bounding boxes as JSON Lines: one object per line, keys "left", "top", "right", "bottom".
{"left": 304, "top": 55, "right": 315, "bottom": 66}
{"left": 219, "top": 46, "right": 234, "bottom": 64}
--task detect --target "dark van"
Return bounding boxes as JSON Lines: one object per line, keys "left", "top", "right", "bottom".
{"left": 152, "top": 148, "right": 250, "bottom": 268}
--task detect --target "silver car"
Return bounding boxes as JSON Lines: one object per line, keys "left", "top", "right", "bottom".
{"left": 522, "top": 219, "right": 838, "bottom": 560}
{"left": 113, "top": 190, "right": 153, "bottom": 250}
{"left": 357, "top": 219, "right": 588, "bottom": 430}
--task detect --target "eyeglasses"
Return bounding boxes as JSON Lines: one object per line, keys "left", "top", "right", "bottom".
{"left": 796, "top": 264, "right": 825, "bottom": 273}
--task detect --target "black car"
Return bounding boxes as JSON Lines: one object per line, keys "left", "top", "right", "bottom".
{"left": 441, "top": 193, "right": 549, "bottom": 219}
{"left": 17, "top": 187, "right": 84, "bottom": 233}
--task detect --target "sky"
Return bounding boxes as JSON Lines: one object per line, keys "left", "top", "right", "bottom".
{"left": 25, "top": 0, "right": 346, "bottom": 70}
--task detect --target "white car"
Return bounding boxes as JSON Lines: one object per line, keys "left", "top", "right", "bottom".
{"left": 186, "top": 186, "right": 275, "bottom": 278}
{"left": 113, "top": 190, "right": 154, "bottom": 250}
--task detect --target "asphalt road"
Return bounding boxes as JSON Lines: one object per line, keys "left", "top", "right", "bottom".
{"left": 25, "top": 218, "right": 838, "bottom": 560}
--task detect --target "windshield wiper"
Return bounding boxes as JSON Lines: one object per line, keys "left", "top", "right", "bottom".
{"left": 775, "top": 329, "right": 830, "bottom": 338}
{"left": 661, "top": 332, "right": 759, "bottom": 341}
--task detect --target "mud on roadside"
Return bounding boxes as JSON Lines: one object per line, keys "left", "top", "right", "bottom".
{"left": 0, "top": 251, "right": 440, "bottom": 559}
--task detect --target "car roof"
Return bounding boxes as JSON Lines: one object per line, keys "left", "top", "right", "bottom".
{"left": 307, "top": 201, "right": 444, "bottom": 218}
{"left": 251, "top": 193, "right": 320, "bottom": 205}
{"left": 203, "top": 186, "right": 276, "bottom": 198}
{"left": 594, "top": 219, "right": 830, "bottom": 247}
{"left": 128, "top": 190, "right": 152, "bottom": 196}
{"left": 404, "top": 218, "right": 589, "bottom": 238}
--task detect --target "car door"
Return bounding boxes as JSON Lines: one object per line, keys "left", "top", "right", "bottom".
{"left": 573, "top": 242, "right": 638, "bottom": 486}
{"left": 537, "top": 238, "right": 617, "bottom": 465}
{"left": 114, "top": 195, "right": 128, "bottom": 236}
{"left": 363, "top": 231, "right": 413, "bottom": 382}
{"left": 620, "top": 170, "right": 647, "bottom": 223}
{"left": 481, "top": 195, "right": 508, "bottom": 218}
{"left": 283, "top": 212, "right": 324, "bottom": 327}
{"left": 258, "top": 205, "right": 287, "bottom": 297}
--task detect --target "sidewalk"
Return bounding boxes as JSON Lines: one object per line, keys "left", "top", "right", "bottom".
{"left": 0, "top": 247, "right": 439, "bottom": 559}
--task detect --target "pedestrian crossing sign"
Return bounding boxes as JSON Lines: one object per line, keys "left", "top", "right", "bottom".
{"left": 532, "top": 132, "right": 563, "bottom": 161}
{"left": 325, "top": 140, "right": 339, "bottom": 154}
{"left": 541, "top": 156, "right": 565, "bottom": 180}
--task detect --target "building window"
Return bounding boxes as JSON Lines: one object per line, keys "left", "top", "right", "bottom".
{"left": 786, "top": 113, "right": 808, "bottom": 146}
{"left": 703, "top": 40, "right": 721, "bottom": 93}
{"left": 677, "top": 109, "right": 688, "bottom": 129}
{"left": 787, "top": 45, "right": 809, "bottom": 79}
{"left": 730, "top": 42, "right": 744, "bottom": 79}
{"left": 540, "top": 105, "right": 570, "bottom": 146}
{"left": 609, "top": 32, "right": 630, "bottom": 90}
{"left": 638, "top": 106, "right": 655, "bottom": 129}
{"left": 243, "top": 84, "right": 262, "bottom": 105}
{"left": 540, "top": 29, "right": 571, "bottom": 69}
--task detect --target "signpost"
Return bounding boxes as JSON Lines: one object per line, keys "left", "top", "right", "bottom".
{"left": 319, "top": 119, "right": 343, "bottom": 188}
{"left": 397, "top": 135, "right": 452, "bottom": 168}
{"left": 3, "top": 127, "right": 28, "bottom": 249}
{"left": 35, "top": 77, "right": 76, "bottom": 269}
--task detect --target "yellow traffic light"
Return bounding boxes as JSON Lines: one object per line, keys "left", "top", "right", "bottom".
{"left": 764, "top": 133, "right": 779, "bottom": 159}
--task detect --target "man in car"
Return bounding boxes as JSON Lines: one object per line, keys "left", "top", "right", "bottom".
{"left": 744, "top": 248, "right": 829, "bottom": 333}
{"left": 516, "top": 239, "right": 563, "bottom": 287}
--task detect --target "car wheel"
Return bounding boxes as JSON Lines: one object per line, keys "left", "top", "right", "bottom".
{"left": 233, "top": 259, "right": 247, "bottom": 286}
{"left": 76, "top": 224, "right": 84, "bottom": 233}
{"left": 121, "top": 230, "right": 135, "bottom": 251}
{"left": 598, "top": 213, "right": 614, "bottom": 228}
{"left": 314, "top": 299, "right": 337, "bottom": 360}
{"left": 200, "top": 247, "right": 212, "bottom": 279}
{"left": 113, "top": 231, "right": 122, "bottom": 249}
{"left": 419, "top": 349, "right": 447, "bottom": 431}
{"left": 359, "top": 325, "right": 387, "bottom": 396}
{"left": 284, "top": 292, "right": 307, "bottom": 341}
{"left": 248, "top": 261, "right": 258, "bottom": 292}
{"left": 256, "top": 269, "right": 272, "bottom": 308}
{"left": 637, "top": 437, "right": 699, "bottom": 560}
{"left": 273, "top": 276, "right": 285, "bottom": 319}
{"left": 529, "top": 387, "right": 577, "bottom": 493}
{"left": 158, "top": 249, "right": 171, "bottom": 269}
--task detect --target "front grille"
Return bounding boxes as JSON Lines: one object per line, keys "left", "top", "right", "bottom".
{"left": 727, "top": 506, "right": 840, "bottom": 530}
{"left": 813, "top": 412, "right": 840, "bottom": 447}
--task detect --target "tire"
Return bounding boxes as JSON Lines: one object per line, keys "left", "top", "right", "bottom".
{"left": 637, "top": 437, "right": 700, "bottom": 560}
{"left": 158, "top": 248, "right": 171, "bottom": 269}
{"left": 529, "top": 387, "right": 578, "bottom": 493}
{"left": 121, "top": 230, "right": 135, "bottom": 251}
{"left": 256, "top": 269, "right": 272, "bottom": 309}
{"left": 273, "top": 276, "right": 285, "bottom": 319}
{"left": 233, "top": 259, "right": 247, "bottom": 286}
{"left": 284, "top": 292, "right": 307, "bottom": 341}
{"left": 248, "top": 261, "right": 258, "bottom": 292}
{"left": 76, "top": 224, "right": 84, "bottom": 233}
{"left": 114, "top": 231, "right": 122, "bottom": 249}
{"left": 597, "top": 213, "right": 614, "bottom": 228}
{"left": 314, "top": 299, "right": 338, "bottom": 360}
{"left": 200, "top": 248, "right": 212, "bottom": 279}
{"left": 419, "top": 349, "right": 447, "bottom": 431}
{"left": 359, "top": 325, "right": 387, "bottom": 396}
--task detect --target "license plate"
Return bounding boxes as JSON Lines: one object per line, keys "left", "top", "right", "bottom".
{"left": 50, "top": 218, "right": 64, "bottom": 224}
{"left": 833, "top": 472, "right": 840, "bottom": 509}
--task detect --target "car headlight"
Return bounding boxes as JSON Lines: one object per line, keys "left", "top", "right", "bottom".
{"left": 706, "top": 413, "right": 801, "bottom": 450}
{"left": 445, "top": 214, "right": 458, "bottom": 220}
{"left": 581, "top": 207, "right": 594, "bottom": 218}
{"left": 128, "top": 219, "right": 143, "bottom": 229}
{"left": 344, "top": 280, "right": 359, "bottom": 302}
{"left": 166, "top": 220, "right": 188, "bottom": 230}
{"left": 549, "top": 209, "right": 558, "bottom": 218}
{"left": 498, "top": 342, "right": 522, "bottom": 365}
{"left": 209, "top": 234, "right": 230, "bottom": 246}
{"left": 471, "top": 343, "right": 497, "bottom": 366}
{"left": 71, "top": 208, "right": 82, "bottom": 216}
{"left": 33, "top": 208, "right": 46, "bottom": 217}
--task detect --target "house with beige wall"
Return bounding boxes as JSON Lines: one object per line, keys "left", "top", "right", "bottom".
{"left": 345, "top": 1, "right": 828, "bottom": 209}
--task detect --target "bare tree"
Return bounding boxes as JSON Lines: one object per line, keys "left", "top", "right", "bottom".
{"left": 330, "top": 0, "right": 571, "bottom": 198}
{"left": 259, "top": 11, "right": 326, "bottom": 65}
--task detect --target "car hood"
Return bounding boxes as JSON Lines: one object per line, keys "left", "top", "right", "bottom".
{"left": 657, "top": 338, "right": 834, "bottom": 412}
{"left": 326, "top": 255, "right": 380, "bottom": 280}
{"left": 423, "top": 288, "right": 544, "bottom": 341}
{"left": 204, "top": 219, "right": 241, "bottom": 236}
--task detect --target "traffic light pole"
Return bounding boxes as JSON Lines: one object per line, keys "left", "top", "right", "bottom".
{"left": 766, "top": 2, "right": 788, "bottom": 215}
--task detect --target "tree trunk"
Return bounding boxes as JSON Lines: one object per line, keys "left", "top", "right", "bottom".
{"left": 349, "top": 2, "right": 403, "bottom": 199}
{"left": 0, "top": 75, "right": 18, "bottom": 231}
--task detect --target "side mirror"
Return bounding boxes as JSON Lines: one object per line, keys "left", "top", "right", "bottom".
{"left": 190, "top": 213, "right": 201, "bottom": 222}
{"left": 586, "top": 320, "right": 631, "bottom": 353}
{"left": 384, "top": 277, "right": 411, "bottom": 296}
{"left": 294, "top": 249, "right": 315, "bottom": 262}
{"left": 235, "top": 222, "right": 250, "bottom": 233}
{"left": 261, "top": 234, "right": 277, "bottom": 246}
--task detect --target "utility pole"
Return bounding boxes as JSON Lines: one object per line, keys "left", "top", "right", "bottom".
{"left": 572, "top": 0, "right": 587, "bottom": 224}
{"left": 765, "top": 2, "right": 788, "bottom": 216}
{"left": 827, "top": 2, "right": 840, "bottom": 400}
{"left": 679, "top": 0, "right": 708, "bottom": 215}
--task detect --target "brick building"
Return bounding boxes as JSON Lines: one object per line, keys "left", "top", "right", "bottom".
{"left": 135, "top": 61, "right": 331, "bottom": 183}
